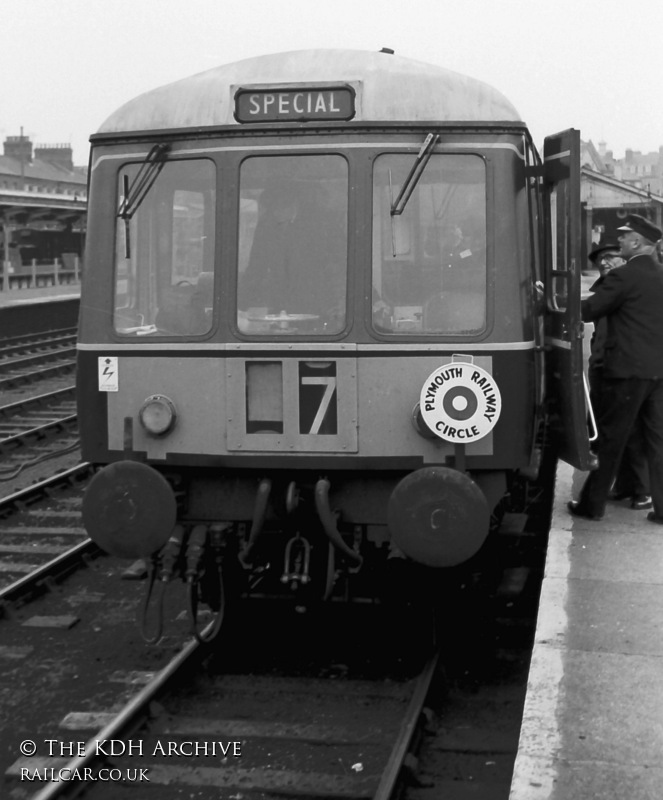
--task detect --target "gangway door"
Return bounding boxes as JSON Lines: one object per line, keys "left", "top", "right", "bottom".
{"left": 543, "top": 129, "right": 594, "bottom": 470}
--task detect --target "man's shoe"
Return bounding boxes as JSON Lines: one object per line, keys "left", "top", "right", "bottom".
{"left": 647, "top": 512, "right": 663, "bottom": 525}
{"left": 567, "top": 501, "right": 603, "bottom": 521}
{"left": 631, "top": 495, "right": 653, "bottom": 510}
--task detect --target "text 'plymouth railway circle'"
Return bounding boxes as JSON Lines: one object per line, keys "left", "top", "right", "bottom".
{"left": 420, "top": 363, "right": 501, "bottom": 443}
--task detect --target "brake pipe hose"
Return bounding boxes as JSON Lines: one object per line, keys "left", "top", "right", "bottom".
{"left": 314, "top": 478, "right": 363, "bottom": 566}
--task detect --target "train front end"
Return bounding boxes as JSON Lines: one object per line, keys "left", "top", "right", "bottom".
{"left": 77, "top": 50, "right": 564, "bottom": 631}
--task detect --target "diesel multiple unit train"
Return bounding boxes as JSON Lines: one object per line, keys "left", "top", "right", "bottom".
{"left": 78, "top": 49, "right": 591, "bottom": 638}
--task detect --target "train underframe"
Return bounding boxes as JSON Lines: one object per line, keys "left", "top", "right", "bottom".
{"left": 82, "top": 458, "right": 549, "bottom": 644}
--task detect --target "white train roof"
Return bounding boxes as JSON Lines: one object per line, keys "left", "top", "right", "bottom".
{"left": 97, "top": 49, "right": 522, "bottom": 135}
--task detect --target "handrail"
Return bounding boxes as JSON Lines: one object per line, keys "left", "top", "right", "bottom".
{"left": 583, "top": 371, "right": 598, "bottom": 442}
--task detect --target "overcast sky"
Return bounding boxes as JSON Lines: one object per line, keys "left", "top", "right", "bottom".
{"left": 2, "top": 0, "right": 661, "bottom": 167}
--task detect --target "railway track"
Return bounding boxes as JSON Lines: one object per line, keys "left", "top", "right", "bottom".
{"left": 0, "top": 465, "right": 439, "bottom": 800}
{"left": 0, "top": 464, "right": 549, "bottom": 800}
{"left": 0, "top": 464, "right": 93, "bottom": 594}
{"left": 0, "top": 386, "right": 77, "bottom": 459}
{"left": 0, "top": 430, "right": 80, "bottom": 492}
{"left": 0, "top": 328, "right": 80, "bottom": 491}
{"left": 0, "top": 328, "right": 77, "bottom": 359}
{"left": 5, "top": 598, "right": 440, "bottom": 800}
{"left": 0, "top": 328, "right": 77, "bottom": 391}
{"left": 0, "top": 466, "right": 200, "bottom": 795}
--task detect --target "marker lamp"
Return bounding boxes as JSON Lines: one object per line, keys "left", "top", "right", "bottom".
{"left": 138, "top": 395, "right": 177, "bottom": 437}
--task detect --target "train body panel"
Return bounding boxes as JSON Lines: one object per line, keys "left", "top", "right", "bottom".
{"left": 97, "top": 49, "right": 521, "bottom": 134}
{"left": 78, "top": 349, "right": 536, "bottom": 467}
{"left": 76, "top": 50, "right": 589, "bottom": 625}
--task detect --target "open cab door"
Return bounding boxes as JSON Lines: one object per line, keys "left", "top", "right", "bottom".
{"left": 543, "top": 129, "right": 594, "bottom": 470}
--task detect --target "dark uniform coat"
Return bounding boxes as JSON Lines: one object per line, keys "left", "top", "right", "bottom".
{"left": 585, "top": 266, "right": 652, "bottom": 498}
{"left": 586, "top": 274, "right": 607, "bottom": 374}
{"left": 581, "top": 253, "right": 663, "bottom": 378}
{"left": 576, "top": 252, "right": 663, "bottom": 517}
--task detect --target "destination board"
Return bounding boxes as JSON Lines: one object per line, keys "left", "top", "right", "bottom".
{"left": 235, "top": 86, "right": 355, "bottom": 123}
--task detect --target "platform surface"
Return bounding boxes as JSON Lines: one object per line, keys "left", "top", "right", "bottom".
{"left": 510, "top": 460, "right": 663, "bottom": 800}
{"left": 0, "top": 284, "right": 80, "bottom": 307}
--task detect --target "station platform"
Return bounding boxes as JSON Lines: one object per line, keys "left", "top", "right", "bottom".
{"left": 0, "top": 284, "right": 80, "bottom": 308}
{"left": 510, "top": 459, "right": 663, "bottom": 799}
{"left": 0, "top": 286, "right": 80, "bottom": 336}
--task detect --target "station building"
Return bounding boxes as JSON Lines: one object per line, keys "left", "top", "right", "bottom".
{"left": 0, "top": 134, "right": 87, "bottom": 274}
{"left": 581, "top": 140, "right": 663, "bottom": 266}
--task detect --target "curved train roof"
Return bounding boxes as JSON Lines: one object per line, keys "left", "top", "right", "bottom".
{"left": 97, "top": 49, "right": 522, "bottom": 136}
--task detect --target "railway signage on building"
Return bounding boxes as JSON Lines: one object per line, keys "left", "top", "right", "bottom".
{"left": 419, "top": 362, "right": 501, "bottom": 443}
{"left": 234, "top": 85, "right": 355, "bottom": 123}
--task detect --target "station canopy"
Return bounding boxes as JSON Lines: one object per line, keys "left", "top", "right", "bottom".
{"left": 0, "top": 189, "right": 86, "bottom": 232}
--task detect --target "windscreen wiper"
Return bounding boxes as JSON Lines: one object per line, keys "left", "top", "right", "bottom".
{"left": 390, "top": 133, "right": 440, "bottom": 216}
{"left": 118, "top": 142, "right": 171, "bottom": 258}
{"left": 118, "top": 142, "right": 171, "bottom": 220}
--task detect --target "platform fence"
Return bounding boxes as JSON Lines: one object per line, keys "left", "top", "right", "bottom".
{"left": 1, "top": 255, "right": 81, "bottom": 291}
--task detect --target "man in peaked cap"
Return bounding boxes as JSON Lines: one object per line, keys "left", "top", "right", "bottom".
{"left": 588, "top": 242, "right": 624, "bottom": 273}
{"left": 586, "top": 242, "right": 650, "bottom": 510}
{"left": 616, "top": 213, "right": 663, "bottom": 245}
{"left": 569, "top": 214, "right": 663, "bottom": 522}
{"left": 586, "top": 243, "right": 624, "bottom": 411}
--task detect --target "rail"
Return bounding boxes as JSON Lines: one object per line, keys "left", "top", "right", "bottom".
{"left": 26, "top": 642, "right": 440, "bottom": 800}
{"left": 0, "top": 463, "right": 95, "bottom": 604}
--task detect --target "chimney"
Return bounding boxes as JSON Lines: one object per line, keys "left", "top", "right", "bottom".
{"left": 34, "top": 143, "right": 74, "bottom": 171}
{"left": 4, "top": 134, "right": 33, "bottom": 163}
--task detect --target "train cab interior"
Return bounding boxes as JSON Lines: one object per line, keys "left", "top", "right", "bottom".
{"left": 371, "top": 152, "right": 487, "bottom": 334}
{"left": 112, "top": 157, "right": 217, "bottom": 337}
{"left": 236, "top": 155, "right": 348, "bottom": 335}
